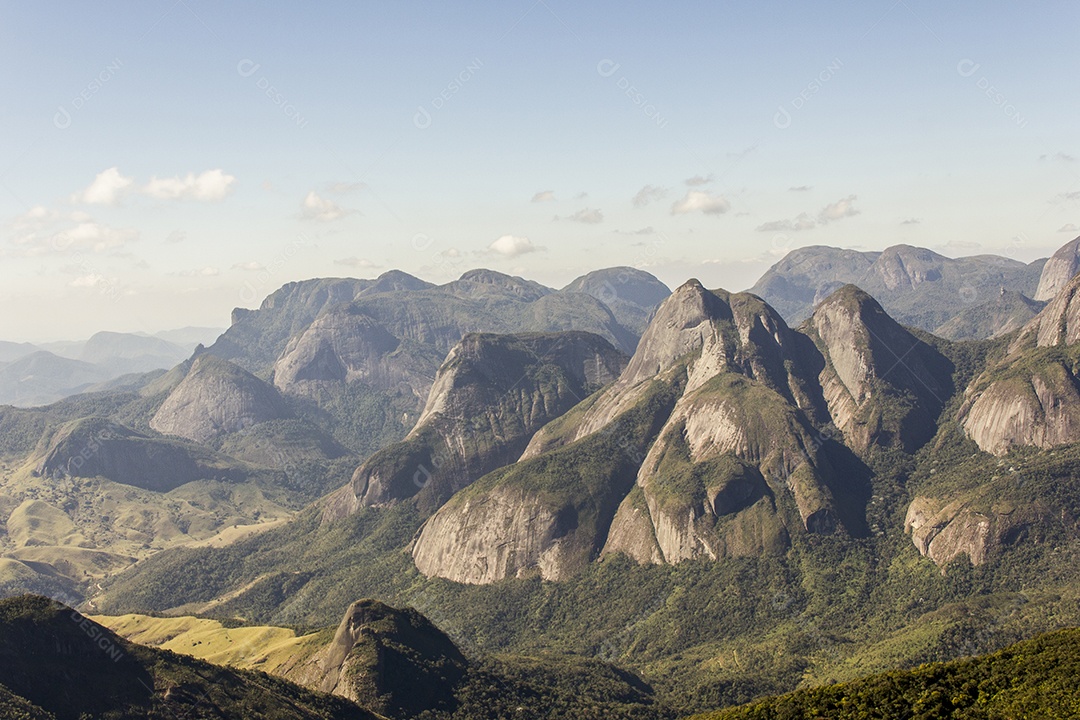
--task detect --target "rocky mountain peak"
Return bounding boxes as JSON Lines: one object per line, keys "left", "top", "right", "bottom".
{"left": 617, "top": 279, "right": 733, "bottom": 388}
{"left": 562, "top": 267, "right": 670, "bottom": 314}
{"left": 357, "top": 269, "right": 434, "bottom": 296}
{"left": 150, "top": 354, "right": 290, "bottom": 443}
{"left": 448, "top": 269, "right": 551, "bottom": 301}
{"left": 807, "top": 284, "right": 952, "bottom": 453}
{"left": 873, "top": 245, "right": 947, "bottom": 290}
{"left": 1027, "top": 271, "right": 1080, "bottom": 349}
{"left": 312, "top": 599, "right": 466, "bottom": 717}
{"left": 273, "top": 307, "right": 404, "bottom": 393}
{"left": 1034, "top": 235, "right": 1080, "bottom": 301}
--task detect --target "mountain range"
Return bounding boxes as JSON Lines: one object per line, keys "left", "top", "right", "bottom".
{"left": 3, "top": 240, "right": 1080, "bottom": 717}
{"left": 0, "top": 328, "right": 223, "bottom": 407}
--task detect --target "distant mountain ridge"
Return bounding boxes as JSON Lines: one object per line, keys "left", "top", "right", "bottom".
{"left": 0, "top": 328, "right": 222, "bottom": 407}
{"left": 750, "top": 243, "right": 1045, "bottom": 333}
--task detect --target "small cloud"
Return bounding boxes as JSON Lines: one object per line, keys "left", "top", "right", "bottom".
{"left": 901, "top": 217, "right": 921, "bottom": 225}
{"left": 172, "top": 266, "right": 220, "bottom": 277}
{"left": 334, "top": 256, "right": 380, "bottom": 269}
{"left": 1059, "top": 223, "right": 1079, "bottom": 233}
{"left": 326, "top": 181, "right": 367, "bottom": 194}
{"left": 71, "top": 167, "right": 134, "bottom": 206}
{"left": 1041, "top": 152, "right": 1076, "bottom": 162}
{"left": 632, "top": 185, "right": 667, "bottom": 208}
{"left": 726, "top": 145, "right": 758, "bottom": 161}
{"left": 144, "top": 169, "right": 236, "bottom": 201}
{"left": 1053, "top": 191, "right": 1080, "bottom": 204}
{"left": 818, "top": 194, "right": 859, "bottom": 223}
{"left": 232, "top": 261, "right": 265, "bottom": 271}
{"left": 756, "top": 213, "right": 816, "bottom": 232}
{"left": 488, "top": 235, "right": 539, "bottom": 258}
{"left": 684, "top": 174, "right": 715, "bottom": 187}
{"left": 568, "top": 207, "right": 604, "bottom": 224}
{"left": 788, "top": 185, "right": 812, "bottom": 192}
{"left": 574, "top": 191, "right": 589, "bottom": 200}
{"left": 531, "top": 190, "right": 556, "bottom": 203}
{"left": 164, "top": 230, "right": 187, "bottom": 244}
{"left": 70, "top": 274, "right": 111, "bottom": 288}
{"left": 50, "top": 222, "right": 137, "bottom": 254}
{"left": 616, "top": 226, "right": 655, "bottom": 236}
{"left": 671, "top": 190, "right": 730, "bottom": 216}
{"left": 301, "top": 191, "right": 352, "bottom": 222}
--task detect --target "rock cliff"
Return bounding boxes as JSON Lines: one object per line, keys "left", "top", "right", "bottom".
{"left": 323, "top": 331, "right": 626, "bottom": 519}
{"left": 1033, "top": 235, "right": 1080, "bottom": 301}
{"left": 958, "top": 272, "right": 1080, "bottom": 456}
{"left": 411, "top": 280, "right": 942, "bottom": 583}
{"left": 150, "top": 354, "right": 291, "bottom": 443}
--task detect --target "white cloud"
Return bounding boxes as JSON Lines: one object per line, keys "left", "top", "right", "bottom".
{"left": 70, "top": 274, "right": 111, "bottom": 288}
{"left": 232, "top": 261, "right": 265, "bottom": 271}
{"left": 531, "top": 190, "right": 556, "bottom": 202}
{"left": 301, "top": 191, "right": 351, "bottom": 222}
{"left": 818, "top": 194, "right": 860, "bottom": 223}
{"left": 684, "top": 174, "right": 714, "bottom": 186}
{"left": 71, "top": 167, "right": 134, "bottom": 205}
{"left": 334, "top": 256, "right": 380, "bottom": 269}
{"left": 488, "top": 235, "right": 538, "bottom": 258}
{"left": 568, "top": 208, "right": 604, "bottom": 224}
{"left": 165, "top": 230, "right": 187, "bottom": 244}
{"left": 756, "top": 213, "right": 816, "bottom": 232}
{"left": 143, "top": 169, "right": 236, "bottom": 201}
{"left": 901, "top": 217, "right": 921, "bottom": 225}
{"left": 616, "top": 226, "right": 655, "bottom": 236}
{"left": 172, "top": 266, "right": 220, "bottom": 277}
{"left": 8, "top": 210, "right": 138, "bottom": 255}
{"left": 1060, "top": 223, "right": 1080, "bottom": 233}
{"left": 632, "top": 185, "right": 666, "bottom": 208}
{"left": 788, "top": 185, "right": 812, "bottom": 192}
{"left": 671, "top": 190, "right": 730, "bottom": 216}
{"left": 326, "top": 181, "right": 367, "bottom": 194}
{"left": 754, "top": 196, "right": 860, "bottom": 233}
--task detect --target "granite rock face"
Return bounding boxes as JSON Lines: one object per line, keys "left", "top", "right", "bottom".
{"left": 958, "top": 273, "right": 1080, "bottom": 456}
{"left": 322, "top": 331, "right": 627, "bottom": 519}
{"left": 1034, "top": 235, "right": 1080, "bottom": 301}
{"left": 411, "top": 280, "right": 950, "bottom": 583}
{"left": 150, "top": 354, "right": 290, "bottom": 443}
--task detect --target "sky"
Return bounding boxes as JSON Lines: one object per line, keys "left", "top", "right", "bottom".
{"left": 1, "top": 0, "right": 1078, "bottom": 342}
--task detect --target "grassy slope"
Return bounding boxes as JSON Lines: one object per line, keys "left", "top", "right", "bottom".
{"left": 0, "top": 595, "right": 375, "bottom": 720}
{"left": 81, "top": 326, "right": 1080, "bottom": 716}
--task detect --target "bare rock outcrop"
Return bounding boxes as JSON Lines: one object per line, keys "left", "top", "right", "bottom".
{"left": 322, "top": 331, "right": 626, "bottom": 520}
{"left": 905, "top": 496, "right": 1047, "bottom": 566}
{"left": 959, "top": 273, "right": 1080, "bottom": 456}
{"left": 150, "top": 354, "right": 290, "bottom": 443}
{"left": 1034, "top": 235, "right": 1080, "bottom": 301}
{"left": 413, "top": 280, "right": 923, "bottom": 584}
{"left": 806, "top": 285, "right": 952, "bottom": 454}
{"left": 282, "top": 599, "right": 465, "bottom": 718}
{"left": 272, "top": 305, "right": 435, "bottom": 402}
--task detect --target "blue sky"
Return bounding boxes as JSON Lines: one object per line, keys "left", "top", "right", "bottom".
{"left": 1, "top": 0, "right": 1078, "bottom": 341}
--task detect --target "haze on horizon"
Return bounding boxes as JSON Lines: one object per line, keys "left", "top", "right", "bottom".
{"left": 1, "top": 0, "right": 1077, "bottom": 342}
